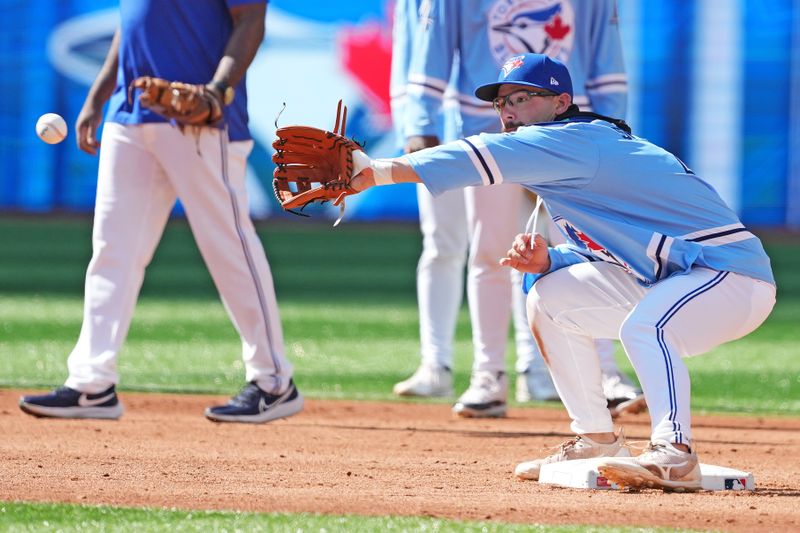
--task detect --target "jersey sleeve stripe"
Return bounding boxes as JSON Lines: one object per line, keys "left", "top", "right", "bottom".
{"left": 679, "top": 223, "right": 754, "bottom": 245}
{"left": 689, "top": 229, "right": 755, "bottom": 246}
{"left": 444, "top": 93, "right": 497, "bottom": 117}
{"left": 460, "top": 138, "right": 494, "bottom": 185}
{"left": 459, "top": 136, "right": 499, "bottom": 186}
{"left": 407, "top": 74, "right": 448, "bottom": 91}
{"left": 407, "top": 83, "right": 446, "bottom": 100}
{"left": 586, "top": 82, "right": 628, "bottom": 95}
{"left": 585, "top": 73, "right": 628, "bottom": 86}
{"left": 679, "top": 222, "right": 743, "bottom": 239}
{"left": 448, "top": 92, "right": 493, "bottom": 108}
{"left": 466, "top": 134, "right": 504, "bottom": 185}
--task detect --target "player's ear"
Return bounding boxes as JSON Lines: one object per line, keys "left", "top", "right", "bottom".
{"left": 554, "top": 94, "right": 572, "bottom": 114}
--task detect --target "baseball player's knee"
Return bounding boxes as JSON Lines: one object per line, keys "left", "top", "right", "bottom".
{"left": 418, "top": 247, "right": 466, "bottom": 272}
{"left": 468, "top": 260, "right": 510, "bottom": 284}
{"left": 618, "top": 314, "right": 662, "bottom": 356}
{"left": 420, "top": 236, "right": 468, "bottom": 264}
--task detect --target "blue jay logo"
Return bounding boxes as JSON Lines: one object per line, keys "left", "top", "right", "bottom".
{"left": 501, "top": 56, "right": 526, "bottom": 78}
{"left": 487, "top": 0, "right": 575, "bottom": 67}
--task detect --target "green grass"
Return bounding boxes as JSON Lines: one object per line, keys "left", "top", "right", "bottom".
{"left": 0, "top": 218, "right": 800, "bottom": 416}
{"left": 0, "top": 502, "right": 700, "bottom": 533}
{"left": 1, "top": 217, "right": 798, "bottom": 414}
{"left": 0, "top": 217, "right": 797, "bottom": 531}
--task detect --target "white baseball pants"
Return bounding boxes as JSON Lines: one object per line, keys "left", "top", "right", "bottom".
{"left": 65, "top": 122, "right": 292, "bottom": 394}
{"left": 416, "top": 183, "right": 525, "bottom": 372}
{"left": 416, "top": 185, "right": 468, "bottom": 368}
{"left": 526, "top": 261, "right": 775, "bottom": 444}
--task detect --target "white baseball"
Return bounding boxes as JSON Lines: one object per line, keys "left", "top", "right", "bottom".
{"left": 36, "top": 113, "right": 68, "bottom": 144}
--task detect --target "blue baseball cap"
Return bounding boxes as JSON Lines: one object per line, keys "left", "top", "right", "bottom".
{"left": 474, "top": 53, "right": 573, "bottom": 102}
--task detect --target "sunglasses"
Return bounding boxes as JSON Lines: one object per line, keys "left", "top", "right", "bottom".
{"left": 492, "top": 89, "right": 558, "bottom": 112}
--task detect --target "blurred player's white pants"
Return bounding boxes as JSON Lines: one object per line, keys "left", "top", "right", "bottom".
{"left": 527, "top": 262, "right": 775, "bottom": 444}
{"left": 416, "top": 183, "right": 523, "bottom": 372}
{"left": 416, "top": 183, "right": 618, "bottom": 376}
{"left": 416, "top": 185, "right": 468, "bottom": 367}
{"left": 66, "top": 123, "right": 292, "bottom": 394}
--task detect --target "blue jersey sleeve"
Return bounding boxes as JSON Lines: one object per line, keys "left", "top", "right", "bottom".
{"left": 390, "top": 0, "right": 419, "bottom": 145}
{"left": 521, "top": 243, "right": 598, "bottom": 293}
{"left": 405, "top": 123, "right": 600, "bottom": 195}
{"left": 404, "top": 0, "right": 457, "bottom": 138}
{"left": 583, "top": 0, "right": 627, "bottom": 118}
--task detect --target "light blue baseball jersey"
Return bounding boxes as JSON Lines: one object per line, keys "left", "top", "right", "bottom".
{"left": 404, "top": 0, "right": 627, "bottom": 141}
{"left": 390, "top": 0, "right": 419, "bottom": 145}
{"left": 107, "top": 0, "right": 266, "bottom": 141}
{"left": 404, "top": 117, "right": 776, "bottom": 286}
{"left": 391, "top": 0, "right": 450, "bottom": 147}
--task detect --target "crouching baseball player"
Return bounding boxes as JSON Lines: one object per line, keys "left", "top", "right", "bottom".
{"left": 272, "top": 53, "right": 776, "bottom": 490}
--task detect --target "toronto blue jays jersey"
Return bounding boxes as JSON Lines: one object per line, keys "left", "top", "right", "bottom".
{"left": 391, "top": 0, "right": 420, "bottom": 146}
{"left": 403, "top": 0, "right": 627, "bottom": 141}
{"left": 404, "top": 118, "right": 775, "bottom": 286}
{"left": 107, "top": 0, "right": 266, "bottom": 141}
{"left": 391, "top": 0, "right": 451, "bottom": 147}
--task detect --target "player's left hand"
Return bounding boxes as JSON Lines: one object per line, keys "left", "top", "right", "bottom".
{"left": 500, "top": 233, "right": 551, "bottom": 273}
{"left": 271, "top": 100, "right": 364, "bottom": 213}
{"left": 129, "top": 77, "right": 224, "bottom": 126}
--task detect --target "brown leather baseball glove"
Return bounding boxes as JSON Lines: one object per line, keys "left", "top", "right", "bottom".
{"left": 129, "top": 77, "right": 223, "bottom": 126}
{"left": 272, "top": 100, "right": 364, "bottom": 213}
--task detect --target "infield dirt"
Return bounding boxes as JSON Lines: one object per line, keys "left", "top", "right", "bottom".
{"left": 2, "top": 389, "right": 799, "bottom": 531}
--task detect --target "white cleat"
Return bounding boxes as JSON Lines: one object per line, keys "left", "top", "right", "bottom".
{"left": 515, "top": 430, "right": 630, "bottom": 481}
{"left": 393, "top": 364, "right": 454, "bottom": 398}
{"left": 452, "top": 371, "right": 508, "bottom": 418}
{"left": 603, "top": 370, "right": 647, "bottom": 417}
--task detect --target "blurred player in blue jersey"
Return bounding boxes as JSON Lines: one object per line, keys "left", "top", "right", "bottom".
{"left": 393, "top": 0, "right": 643, "bottom": 418}
{"left": 390, "top": 0, "right": 460, "bottom": 400}
{"left": 19, "top": 0, "right": 303, "bottom": 424}
{"left": 347, "top": 53, "right": 776, "bottom": 490}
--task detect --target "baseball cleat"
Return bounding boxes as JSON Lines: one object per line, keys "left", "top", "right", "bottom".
{"left": 515, "top": 369, "right": 560, "bottom": 402}
{"left": 204, "top": 379, "right": 303, "bottom": 424}
{"left": 602, "top": 370, "right": 647, "bottom": 417}
{"left": 609, "top": 393, "right": 647, "bottom": 418}
{"left": 393, "top": 364, "right": 454, "bottom": 398}
{"left": 452, "top": 370, "right": 508, "bottom": 418}
{"left": 19, "top": 385, "right": 123, "bottom": 420}
{"left": 597, "top": 440, "right": 701, "bottom": 492}
{"left": 515, "top": 430, "right": 629, "bottom": 481}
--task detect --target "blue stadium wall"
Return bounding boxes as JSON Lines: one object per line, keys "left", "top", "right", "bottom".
{"left": 0, "top": 0, "right": 798, "bottom": 227}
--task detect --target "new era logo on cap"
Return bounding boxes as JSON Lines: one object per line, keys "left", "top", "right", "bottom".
{"left": 550, "top": 76, "right": 560, "bottom": 86}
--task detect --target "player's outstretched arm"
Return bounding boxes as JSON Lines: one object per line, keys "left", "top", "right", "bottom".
{"left": 499, "top": 233, "right": 551, "bottom": 274}
{"left": 350, "top": 154, "right": 422, "bottom": 192}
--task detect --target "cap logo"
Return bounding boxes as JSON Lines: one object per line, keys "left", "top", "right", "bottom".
{"left": 487, "top": 0, "right": 575, "bottom": 66}
{"left": 550, "top": 76, "right": 559, "bottom": 86}
{"left": 501, "top": 56, "right": 525, "bottom": 78}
